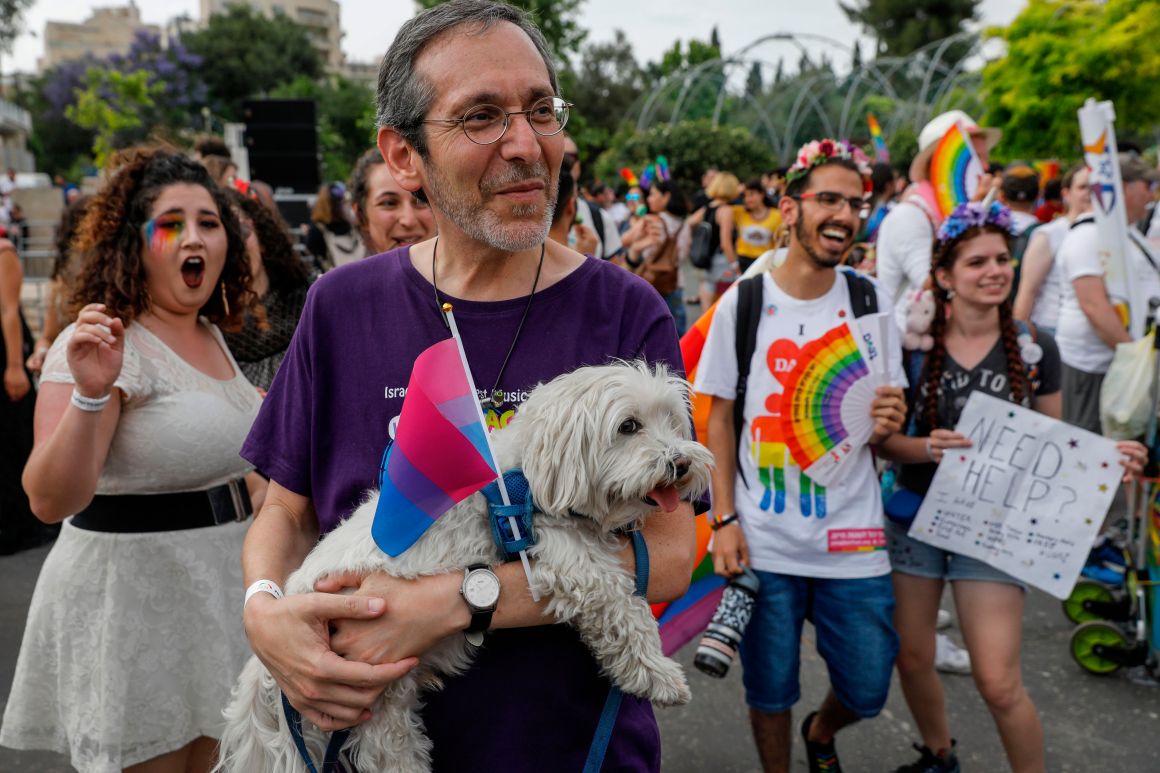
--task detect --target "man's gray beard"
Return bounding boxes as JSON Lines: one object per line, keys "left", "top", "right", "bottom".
{"left": 426, "top": 160, "right": 558, "bottom": 252}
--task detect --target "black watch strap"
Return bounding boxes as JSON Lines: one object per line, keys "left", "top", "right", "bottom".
{"left": 465, "top": 564, "right": 495, "bottom": 634}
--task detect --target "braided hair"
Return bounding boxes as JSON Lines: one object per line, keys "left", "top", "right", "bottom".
{"left": 922, "top": 223, "right": 1027, "bottom": 430}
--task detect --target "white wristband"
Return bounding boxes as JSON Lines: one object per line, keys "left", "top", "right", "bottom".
{"left": 70, "top": 388, "right": 111, "bottom": 412}
{"left": 244, "top": 579, "right": 284, "bottom": 610}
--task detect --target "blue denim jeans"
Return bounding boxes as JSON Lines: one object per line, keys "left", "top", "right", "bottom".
{"left": 738, "top": 571, "right": 898, "bottom": 716}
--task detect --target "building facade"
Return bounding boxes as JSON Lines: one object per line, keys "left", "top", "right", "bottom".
{"left": 40, "top": 3, "right": 162, "bottom": 71}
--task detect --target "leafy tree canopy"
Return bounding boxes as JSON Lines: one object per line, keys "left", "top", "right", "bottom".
{"left": 66, "top": 69, "right": 161, "bottom": 169}
{"left": 841, "top": 0, "right": 979, "bottom": 59}
{"left": 981, "top": 0, "right": 1160, "bottom": 161}
{"left": 0, "top": 0, "right": 32, "bottom": 63}
{"left": 595, "top": 120, "right": 774, "bottom": 197}
{"left": 181, "top": 5, "right": 323, "bottom": 121}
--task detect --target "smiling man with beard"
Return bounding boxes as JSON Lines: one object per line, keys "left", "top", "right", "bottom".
{"left": 237, "top": 1, "right": 697, "bottom": 770}
{"left": 695, "top": 140, "right": 908, "bottom": 773}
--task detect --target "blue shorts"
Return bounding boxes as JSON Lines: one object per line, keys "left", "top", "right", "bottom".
{"left": 738, "top": 571, "right": 898, "bottom": 717}
{"left": 885, "top": 519, "right": 1026, "bottom": 588}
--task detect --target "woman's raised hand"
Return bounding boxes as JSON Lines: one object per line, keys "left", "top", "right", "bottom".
{"left": 67, "top": 303, "right": 125, "bottom": 398}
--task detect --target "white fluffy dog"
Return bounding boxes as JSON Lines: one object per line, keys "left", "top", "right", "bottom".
{"left": 215, "top": 362, "right": 713, "bottom": 773}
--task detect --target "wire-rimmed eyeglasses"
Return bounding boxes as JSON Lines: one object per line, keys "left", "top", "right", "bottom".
{"left": 792, "top": 191, "right": 871, "bottom": 219}
{"left": 422, "top": 96, "right": 573, "bottom": 145}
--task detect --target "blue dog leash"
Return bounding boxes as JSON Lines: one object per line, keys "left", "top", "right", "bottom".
{"left": 582, "top": 528, "right": 650, "bottom": 773}
{"left": 281, "top": 693, "right": 352, "bottom": 773}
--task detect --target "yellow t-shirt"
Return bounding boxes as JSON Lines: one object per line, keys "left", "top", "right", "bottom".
{"left": 732, "top": 206, "right": 782, "bottom": 259}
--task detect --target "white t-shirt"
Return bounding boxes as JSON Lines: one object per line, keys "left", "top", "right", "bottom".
{"left": 575, "top": 199, "right": 622, "bottom": 260}
{"left": 1011, "top": 210, "right": 1040, "bottom": 235}
{"left": 875, "top": 201, "right": 935, "bottom": 330}
{"left": 694, "top": 268, "right": 903, "bottom": 578}
{"left": 1056, "top": 216, "right": 1160, "bottom": 373}
{"left": 1028, "top": 216, "right": 1070, "bottom": 331}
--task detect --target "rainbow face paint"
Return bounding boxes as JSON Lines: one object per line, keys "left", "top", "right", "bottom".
{"left": 143, "top": 216, "right": 184, "bottom": 256}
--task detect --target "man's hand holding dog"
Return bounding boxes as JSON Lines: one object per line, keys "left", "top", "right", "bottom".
{"left": 243, "top": 590, "right": 418, "bottom": 731}
{"left": 868, "top": 385, "right": 906, "bottom": 445}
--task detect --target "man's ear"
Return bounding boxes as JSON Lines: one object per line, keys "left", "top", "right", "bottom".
{"left": 377, "top": 127, "right": 424, "bottom": 195}
{"left": 779, "top": 191, "right": 798, "bottom": 228}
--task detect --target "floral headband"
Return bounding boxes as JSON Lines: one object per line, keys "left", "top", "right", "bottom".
{"left": 936, "top": 202, "right": 1014, "bottom": 243}
{"left": 785, "top": 139, "right": 872, "bottom": 190}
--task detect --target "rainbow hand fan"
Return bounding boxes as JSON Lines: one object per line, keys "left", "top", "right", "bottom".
{"left": 930, "top": 122, "right": 984, "bottom": 219}
{"left": 779, "top": 314, "right": 890, "bottom": 487}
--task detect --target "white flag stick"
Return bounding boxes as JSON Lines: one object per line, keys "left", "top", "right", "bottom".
{"left": 442, "top": 303, "right": 539, "bottom": 601}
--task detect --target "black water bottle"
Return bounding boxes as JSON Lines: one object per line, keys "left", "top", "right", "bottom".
{"left": 694, "top": 566, "right": 760, "bottom": 678}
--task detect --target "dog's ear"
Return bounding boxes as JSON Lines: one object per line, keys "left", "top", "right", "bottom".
{"left": 516, "top": 379, "right": 597, "bottom": 517}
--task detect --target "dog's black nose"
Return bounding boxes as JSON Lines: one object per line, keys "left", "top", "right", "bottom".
{"left": 672, "top": 458, "right": 690, "bottom": 479}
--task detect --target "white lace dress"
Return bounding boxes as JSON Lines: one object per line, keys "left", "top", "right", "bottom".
{"left": 0, "top": 320, "right": 262, "bottom": 773}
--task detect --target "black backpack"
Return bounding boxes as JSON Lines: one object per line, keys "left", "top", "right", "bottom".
{"left": 732, "top": 269, "right": 879, "bottom": 486}
{"left": 689, "top": 206, "right": 717, "bottom": 270}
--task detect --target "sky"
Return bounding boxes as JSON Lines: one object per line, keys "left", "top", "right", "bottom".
{"left": 4, "top": 0, "right": 1027, "bottom": 75}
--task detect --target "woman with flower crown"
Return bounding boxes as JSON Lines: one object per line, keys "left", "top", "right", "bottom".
{"left": 878, "top": 202, "right": 1146, "bottom": 773}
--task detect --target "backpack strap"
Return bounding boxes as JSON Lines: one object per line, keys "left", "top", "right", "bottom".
{"left": 733, "top": 275, "right": 764, "bottom": 487}
{"left": 585, "top": 199, "right": 607, "bottom": 257}
{"left": 841, "top": 268, "right": 879, "bottom": 318}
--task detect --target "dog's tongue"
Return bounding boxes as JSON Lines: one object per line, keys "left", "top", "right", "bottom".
{"left": 647, "top": 485, "right": 681, "bottom": 513}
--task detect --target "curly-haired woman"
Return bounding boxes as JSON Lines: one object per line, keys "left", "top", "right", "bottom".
{"left": 0, "top": 147, "right": 265, "bottom": 773}
{"left": 220, "top": 188, "right": 314, "bottom": 392}
{"left": 879, "top": 203, "right": 1146, "bottom": 773}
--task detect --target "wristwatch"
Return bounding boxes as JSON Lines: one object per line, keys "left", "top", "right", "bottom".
{"left": 460, "top": 564, "right": 500, "bottom": 647}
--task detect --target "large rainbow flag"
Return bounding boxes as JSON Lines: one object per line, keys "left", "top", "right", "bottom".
{"left": 929, "top": 122, "right": 984, "bottom": 219}
{"left": 372, "top": 338, "right": 499, "bottom": 556}
{"left": 654, "top": 299, "right": 728, "bottom": 654}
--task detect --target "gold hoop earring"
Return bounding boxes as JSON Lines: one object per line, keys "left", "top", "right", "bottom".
{"left": 220, "top": 282, "right": 230, "bottom": 317}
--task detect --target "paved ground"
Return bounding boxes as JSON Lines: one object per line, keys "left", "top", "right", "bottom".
{"left": 1, "top": 541, "right": 1158, "bottom": 772}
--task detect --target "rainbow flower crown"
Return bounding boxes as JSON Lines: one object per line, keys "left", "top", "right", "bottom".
{"left": 785, "top": 139, "right": 872, "bottom": 187}
{"left": 936, "top": 202, "right": 1014, "bottom": 243}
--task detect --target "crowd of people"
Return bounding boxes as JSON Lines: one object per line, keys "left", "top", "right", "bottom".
{"left": 0, "top": 1, "right": 1157, "bottom": 772}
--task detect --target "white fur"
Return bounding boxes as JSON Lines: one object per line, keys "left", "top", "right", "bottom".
{"left": 215, "top": 362, "right": 714, "bottom": 773}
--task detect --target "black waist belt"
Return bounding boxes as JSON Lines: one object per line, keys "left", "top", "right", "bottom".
{"left": 71, "top": 479, "right": 253, "bottom": 533}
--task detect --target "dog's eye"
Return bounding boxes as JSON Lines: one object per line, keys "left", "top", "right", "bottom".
{"left": 618, "top": 418, "right": 642, "bottom": 435}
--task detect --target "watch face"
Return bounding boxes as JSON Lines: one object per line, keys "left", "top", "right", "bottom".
{"left": 464, "top": 570, "right": 501, "bottom": 608}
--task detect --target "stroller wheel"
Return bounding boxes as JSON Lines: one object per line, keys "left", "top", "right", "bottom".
{"left": 1070, "top": 621, "right": 1130, "bottom": 675}
{"left": 1063, "top": 580, "right": 1117, "bottom": 624}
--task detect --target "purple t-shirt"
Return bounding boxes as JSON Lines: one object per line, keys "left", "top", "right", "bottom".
{"left": 241, "top": 246, "right": 683, "bottom": 772}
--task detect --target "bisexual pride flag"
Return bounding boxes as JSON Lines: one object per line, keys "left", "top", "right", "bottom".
{"left": 372, "top": 338, "right": 498, "bottom": 556}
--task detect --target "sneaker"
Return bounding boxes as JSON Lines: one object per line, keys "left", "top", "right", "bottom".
{"left": 936, "top": 609, "right": 953, "bottom": 630}
{"left": 895, "top": 741, "right": 960, "bottom": 773}
{"left": 935, "top": 634, "right": 971, "bottom": 675}
{"left": 800, "top": 711, "right": 843, "bottom": 773}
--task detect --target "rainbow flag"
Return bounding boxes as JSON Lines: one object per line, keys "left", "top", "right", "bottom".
{"left": 652, "top": 300, "right": 727, "bottom": 653}
{"left": 929, "top": 122, "right": 983, "bottom": 219}
{"left": 867, "top": 114, "right": 889, "bottom": 162}
{"left": 1033, "top": 160, "right": 1060, "bottom": 186}
{"left": 372, "top": 338, "right": 499, "bottom": 557}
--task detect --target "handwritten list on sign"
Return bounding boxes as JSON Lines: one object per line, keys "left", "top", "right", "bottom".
{"left": 909, "top": 392, "right": 1122, "bottom": 599}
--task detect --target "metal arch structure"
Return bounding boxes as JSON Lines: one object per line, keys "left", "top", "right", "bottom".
{"left": 631, "top": 31, "right": 985, "bottom": 163}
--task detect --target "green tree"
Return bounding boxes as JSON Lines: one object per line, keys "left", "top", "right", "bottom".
{"left": 271, "top": 75, "right": 376, "bottom": 182}
{"left": 841, "top": 0, "right": 979, "bottom": 59}
{"left": 0, "top": 0, "right": 32, "bottom": 77}
{"left": 559, "top": 30, "right": 645, "bottom": 171}
{"left": 415, "top": 0, "right": 586, "bottom": 60}
{"left": 181, "top": 5, "right": 323, "bottom": 121}
{"left": 981, "top": 0, "right": 1160, "bottom": 160}
{"left": 595, "top": 120, "right": 774, "bottom": 198}
{"left": 744, "top": 61, "right": 763, "bottom": 100}
{"left": 66, "top": 69, "right": 162, "bottom": 168}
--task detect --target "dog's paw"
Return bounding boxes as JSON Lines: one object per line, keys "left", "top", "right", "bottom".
{"left": 638, "top": 658, "right": 691, "bottom": 707}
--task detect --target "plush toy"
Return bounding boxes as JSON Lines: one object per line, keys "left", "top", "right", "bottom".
{"left": 903, "top": 289, "right": 935, "bottom": 351}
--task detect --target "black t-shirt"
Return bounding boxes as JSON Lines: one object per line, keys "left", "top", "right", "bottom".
{"left": 899, "top": 330, "right": 1062, "bottom": 494}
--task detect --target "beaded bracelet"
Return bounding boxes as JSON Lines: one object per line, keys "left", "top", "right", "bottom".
{"left": 710, "top": 513, "right": 739, "bottom": 531}
{"left": 70, "top": 388, "right": 111, "bottom": 413}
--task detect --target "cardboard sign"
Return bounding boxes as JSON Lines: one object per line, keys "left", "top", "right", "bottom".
{"left": 910, "top": 392, "right": 1122, "bottom": 599}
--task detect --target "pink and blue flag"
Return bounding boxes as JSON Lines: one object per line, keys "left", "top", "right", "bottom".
{"left": 372, "top": 338, "right": 498, "bottom": 557}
